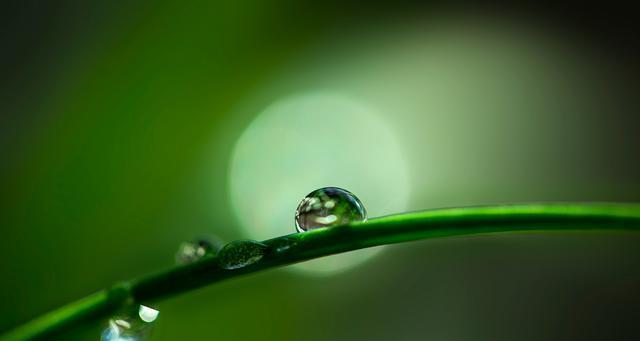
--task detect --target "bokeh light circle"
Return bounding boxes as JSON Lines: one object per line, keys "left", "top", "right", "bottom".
{"left": 229, "top": 92, "right": 410, "bottom": 275}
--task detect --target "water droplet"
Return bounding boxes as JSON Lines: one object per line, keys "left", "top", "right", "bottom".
{"left": 138, "top": 305, "right": 160, "bottom": 323}
{"left": 175, "top": 237, "right": 223, "bottom": 265}
{"left": 295, "top": 187, "right": 366, "bottom": 232}
{"left": 101, "top": 305, "right": 159, "bottom": 341}
{"left": 217, "top": 240, "right": 267, "bottom": 269}
{"left": 266, "top": 235, "right": 300, "bottom": 256}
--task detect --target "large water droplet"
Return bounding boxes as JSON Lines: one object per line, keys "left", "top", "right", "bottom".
{"left": 175, "top": 237, "right": 223, "bottom": 265}
{"left": 295, "top": 187, "right": 366, "bottom": 232}
{"left": 217, "top": 240, "right": 267, "bottom": 270}
{"left": 101, "top": 305, "right": 159, "bottom": 341}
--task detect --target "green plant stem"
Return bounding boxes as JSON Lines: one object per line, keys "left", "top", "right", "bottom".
{"left": 4, "top": 203, "right": 640, "bottom": 340}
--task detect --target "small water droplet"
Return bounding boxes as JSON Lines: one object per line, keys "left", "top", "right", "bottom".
{"left": 217, "top": 240, "right": 267, "bottom": 269}
{"left": 176, "top": 237, "right": 223, "bottom": 265}
{"left": 266, "top": 235, "right": 300, "bottom": 256}
{"left": 295, "top": 187, "right": 366, "bottom": 232}
{"left": 101, "top": 305, "right": 159, "bottom": 341}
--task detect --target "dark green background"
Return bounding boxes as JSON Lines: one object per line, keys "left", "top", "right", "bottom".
{"left": 1, "top": 2, "right": 639, "bottom": 340}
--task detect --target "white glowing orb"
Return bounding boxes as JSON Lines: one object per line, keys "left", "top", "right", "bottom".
{"left": 229, "top": 92, "right": 410, "bottom": 275}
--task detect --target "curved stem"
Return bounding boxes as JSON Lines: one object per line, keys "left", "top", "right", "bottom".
{"left": 3, "top": 203, "right": 640, "bottom": 340}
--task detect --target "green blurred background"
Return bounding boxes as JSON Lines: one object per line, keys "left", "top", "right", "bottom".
{"left": 1, "top": 1, "right": 639, "bottom": 340}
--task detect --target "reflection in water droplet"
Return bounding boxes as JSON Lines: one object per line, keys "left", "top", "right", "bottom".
{"left": 175, "top": 237, "right": 223, "bottom": 265}
{"left": 217, "top": 240, "right": 267, "bottom": 270}
{"left": 267, "top": 235, "right": 300, "bottom": 256}
{"left": 101, "top": 305, "right": 159, "bottom": 341}
{"left": 295, "top": 187, "right": 366, "bottom": 232}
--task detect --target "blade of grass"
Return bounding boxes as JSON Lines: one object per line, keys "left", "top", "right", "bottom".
{"left": 3, "top": 203, "right": 640, "bottom": 340}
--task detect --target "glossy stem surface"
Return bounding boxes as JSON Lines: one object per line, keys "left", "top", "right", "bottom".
{"left": 3, "top": 203, "right": 640, "bottom": 340}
